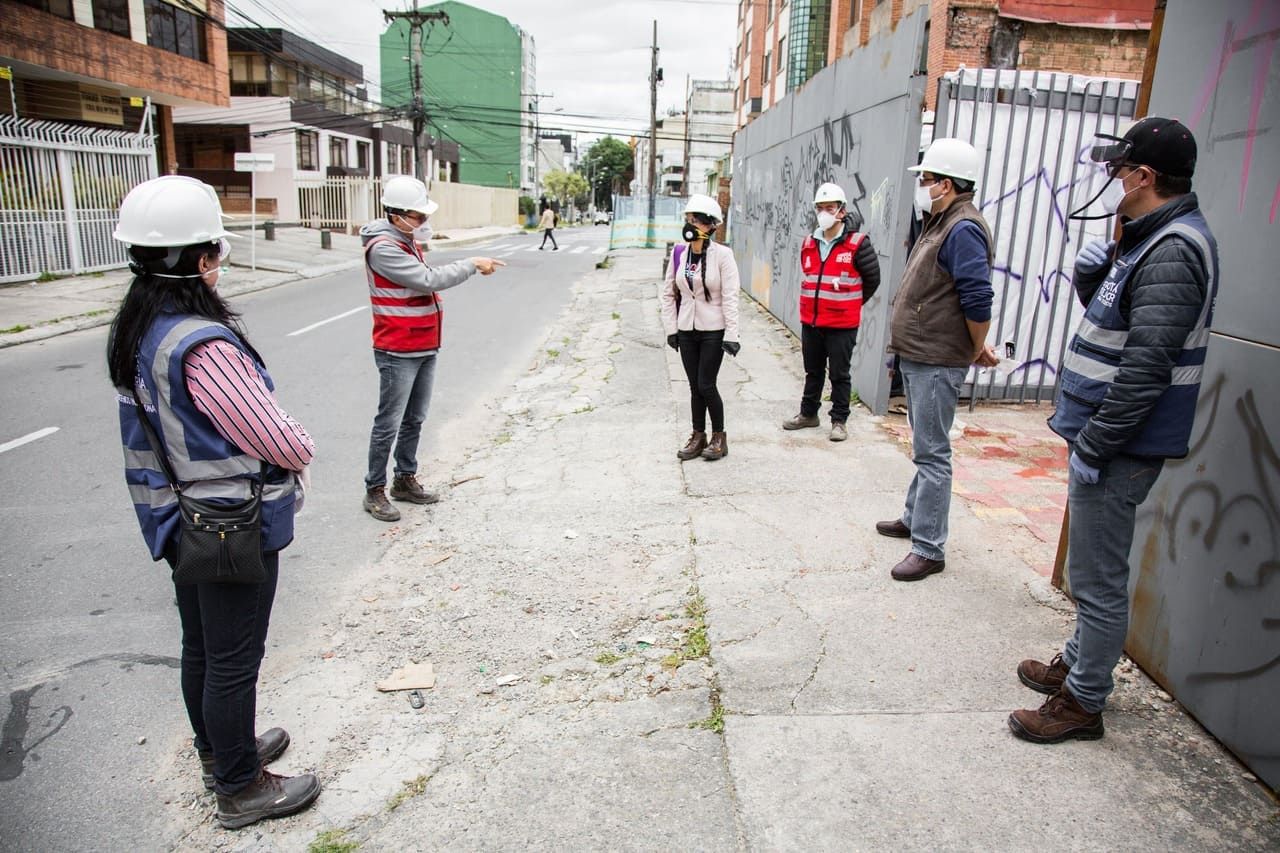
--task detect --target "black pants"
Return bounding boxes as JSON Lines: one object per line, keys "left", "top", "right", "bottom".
{"left": 540, "top": 229, "right": 557, "bottom": 249}
{"left": 172, "top": 551, "right": 279, "bottom": 795}
{"left": 800, "top": 324, "right": 858, "bottom": 423}
{"left": 678, "top": 329, "right": 725, "bottom": 433}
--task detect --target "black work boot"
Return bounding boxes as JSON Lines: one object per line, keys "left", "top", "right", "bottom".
{"left": 199, "top": 727, "right": 290, "bottom": 790}
{"left": 363, "top": 486, "right": 401, "bottom": 522}
{"left": 390, "top": 473, "right": 440, "bottom": 504}
{"left": 215, "top": 768, "right": 321, "bottom": 830}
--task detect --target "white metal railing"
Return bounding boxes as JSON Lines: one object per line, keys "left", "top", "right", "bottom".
{"left": 0, "top": 116, "right": 157, "bottom": 283}
{"left": 296, "top": 176, "right": 381, "bottom": 233}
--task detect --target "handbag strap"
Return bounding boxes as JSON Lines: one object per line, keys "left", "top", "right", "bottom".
{"left": 130, "top": 386, "right": 265, "bottom": 496}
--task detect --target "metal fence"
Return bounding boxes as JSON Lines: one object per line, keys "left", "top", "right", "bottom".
{"left": 0, "top": 116, "right": 157, "bottom": 283}
{"left": 296, "top": 176, "right": 381, "bottom": 233}
{"left": 933, "top": 70, "right": 1139, "bottom": 406}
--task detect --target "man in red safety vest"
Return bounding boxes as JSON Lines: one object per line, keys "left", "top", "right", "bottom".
{"left": 359, "top": 176, "right": 505, "bottom": 522}
{"left": 782, "top": 181, "right": 881, "bottom": 442}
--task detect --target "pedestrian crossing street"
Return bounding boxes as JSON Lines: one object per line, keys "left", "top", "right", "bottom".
{"left": 485, "top": 241, "right": 608, "bottom": 257}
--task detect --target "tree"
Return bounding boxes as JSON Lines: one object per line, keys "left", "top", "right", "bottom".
{"left": 542, "top": 169, "right": 589, "bottom": 208}
{"left": 578, "top": 136, "right": 632, "bottom": 210}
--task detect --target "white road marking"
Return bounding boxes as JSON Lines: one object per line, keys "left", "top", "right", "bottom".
{"left": 0, "top": 427, "right": 59, "bottom": 455}
{"left": 593, "top": 247, "right": 606, "bottom": 254}
{"left": 287, "top": 306, "right": 367, "bottom": 337}
{"left": 571, "top": 246, "right": 587, "bottom": 254}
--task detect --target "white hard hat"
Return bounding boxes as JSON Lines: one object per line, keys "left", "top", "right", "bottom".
{"left": 113, "top": 175, "right": 232, "bottom": 247}
{"left": 683, "top": 193, "right": 722, "bottom": 222}
{"left": 813, "top": 182, "right": 847, "bottom": 205}
{"left": 908, "top": 137, "right": 982, "bottom": 183}
{"left": 382, "top": 176, "right": 439, "bottom": 216}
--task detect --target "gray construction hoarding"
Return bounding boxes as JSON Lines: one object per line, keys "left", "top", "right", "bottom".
{"left": 1128, "top": 0, "right": 1280, "bottom": 790}
{"left": 729, "top": 8, "right": 926, "bottom": 416}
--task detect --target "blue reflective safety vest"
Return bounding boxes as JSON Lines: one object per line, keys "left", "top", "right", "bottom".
{"left": 1049, "top": 210, "right": 1219, "bottom": 459}
{"left": 117, "top": 312, "right": 297, "bottom": 561}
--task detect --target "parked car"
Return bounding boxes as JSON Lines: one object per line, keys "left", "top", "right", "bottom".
{"left": 593, "top": 210, "right": 611, "bottom": 225}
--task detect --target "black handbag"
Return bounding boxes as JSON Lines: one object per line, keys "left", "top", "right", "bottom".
{"left": 132, "top": 390, "right": 268, "bottom": 586}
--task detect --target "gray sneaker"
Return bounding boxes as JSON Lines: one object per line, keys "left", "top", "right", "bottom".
{"left": 363, "top": 486, "right": 401, "bottom": 522}
{"left": 782, "top": 413, "right": 820, "bottom": 430}
{"left": 829, "top": 421, "right": 848, "bottom": 442}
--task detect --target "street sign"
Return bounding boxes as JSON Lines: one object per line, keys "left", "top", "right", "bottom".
{"left": 234, "top": 152, "right": 276, "bottom": 172}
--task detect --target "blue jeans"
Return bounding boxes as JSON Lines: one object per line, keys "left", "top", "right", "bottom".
{"left": 173, "top": 552, "right": 279, "bottom": 795}
{"left": 898, "top": 357, "right": 967, "bottom": 561}
{"left": 1062, "top": 449, "right": 1163, "bottom": 712}
{"left": 366, "top": 349, "right": 437, "bottom": 489}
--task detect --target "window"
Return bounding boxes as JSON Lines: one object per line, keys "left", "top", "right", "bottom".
{"left": 762, "top": 52, "right": 771, "bottom": 85}
{"left": 778, "top": 37, "right": 786, "bottom": 72}
{"left": 765, "top": 0, "right": 773, "bottom": 24}
{"left": 145, "top": 0, "right": 206, "bottom": 61}
{"left": 357, "top": 141, "right": 370, "bottom": 171}
{"left": 296, "top": 130, "right": 318, "bottom": 171}
{"left": 93, "top": 0, "right": 130, "bottom": 37}
{"left": 329, "top": 136, "right": 347, "bottom": 168}
{"left": 13, "top": 0, "right": 73, "bottom": 20}
{"left": 401, "top": 146, "right": 412, "bottom": 175}
{"left": 386, "top": 143, "right": 399, "bottom": 174}
{"left": 850, "top": 0, "right": 862, "bottom": 26}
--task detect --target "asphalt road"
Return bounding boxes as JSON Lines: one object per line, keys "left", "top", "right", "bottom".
{"left": 0, "top": 227, "right": 612, "bottom": 849}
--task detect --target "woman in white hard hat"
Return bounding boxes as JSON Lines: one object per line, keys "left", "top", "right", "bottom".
{"left": 106, "top": 175, "right": 320, "bottom": 829}
{"left": 660, "top": 193, "right": 741, "bottom": 461}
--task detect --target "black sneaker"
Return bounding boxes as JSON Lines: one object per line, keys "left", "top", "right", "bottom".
{"left": 215, "top": 768, "right": 321, "bottom": 830}
{"left": 199, "top": 727, "right": 290, "bottom": 790}
{"left": 363, "top": 486, "right": 401, "bottom": 522}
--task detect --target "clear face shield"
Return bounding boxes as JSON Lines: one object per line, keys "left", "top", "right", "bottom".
{"left": 1067, "top": 133, "right": 1133, "bottom": 221}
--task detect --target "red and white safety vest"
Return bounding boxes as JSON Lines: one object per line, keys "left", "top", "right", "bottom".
{"left": 798, "top": 232, "right": 866, "bottom": 329}
{"left": 364, "top": 236, "right": 442, "bottom": 352}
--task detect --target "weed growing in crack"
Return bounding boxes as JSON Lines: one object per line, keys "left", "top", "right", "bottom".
{"left": 540, "top": 674, "right": 555, "bottom": 685}
{"left": 691, "top": 703, "right": 725, "bottom": 734}
{"left": 594, "top": 650, "right": 625, "bottom": 666}
{"left": 494, "top": 433, "right": 512, "bottom": 445}
{"left": 1, "top": 324, "right": 31, "bottom": 334}
{"left": 611, "top": 312, "right": 621, "bottom": 320}
{"left": 387, "top": 774, "right": 430, "bottom": 811}
{"left": 547, "top": 348, "right": 560, "bottom": 359}
{"left": 572, "top": 404, "right": 595, "bottom": 415}
{"left": 663, "top": 589, "right": 710, "bottom": 668}
{"left": 309, "top": 828, "right": 359, "bottom": 852}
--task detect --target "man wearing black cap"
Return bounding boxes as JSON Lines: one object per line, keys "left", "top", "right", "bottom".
{"left": 1008, "top": 117, "right": 1219, "bottom": 744}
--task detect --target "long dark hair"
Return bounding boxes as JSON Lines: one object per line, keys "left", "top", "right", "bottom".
{"left": 106, "top": 242, "right": 255, "bottom": 389}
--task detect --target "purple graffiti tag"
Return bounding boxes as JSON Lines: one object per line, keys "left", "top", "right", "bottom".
{"left": 1270, "top": 180, "right": 1280, "bottom": 224}
{"left": 992, "top": 264, "right": 1024, "bottom": 283}
{"left": 1010, "top": 358, "right": 1057, "bottom": 377}
{"left": 1039, "top": 270, "right": 1072, "bottom": 305}
{"left": 1242, "top": 22, "right": 1278, "bottom": 212}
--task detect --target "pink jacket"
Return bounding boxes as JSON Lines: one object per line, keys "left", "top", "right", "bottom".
{"left": 660, "top": 241, "right": 741, "bottom": 343}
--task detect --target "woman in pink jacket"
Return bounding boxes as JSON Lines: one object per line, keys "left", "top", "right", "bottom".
{"left": 660, "top": 194, "right": 741, "bottom": 461}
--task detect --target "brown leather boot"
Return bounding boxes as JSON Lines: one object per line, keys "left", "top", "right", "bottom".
{"left": 215, "top": 768, "right": 321, "bottom": 829}
{"left": 702, "top": 431, "right": 728, "bottom": 460}
{"left": 198, "top": 727, "right": 290, "bottom": 790}
{"left": 890, "top": 552, "right": 944, "bottom": 581}
{"left": 875, "top": 519, "right": 911, "bottom": 538}
{"left": 1017, "top": 653, "right": 1070, "bottom": 695}
{"left": 363, "top": 486, "right": 401, "bottom": 522}
{"left": 1008, "top": 687, "right": 1104, "bottom": 744}
{"left": 677, "top": 431, "right": 708, "bottom": 460}
{"left": 390, "top": 473, "right": 440, "bottom": 504}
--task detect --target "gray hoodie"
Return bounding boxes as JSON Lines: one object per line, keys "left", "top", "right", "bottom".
{"left": 359, "top": 219, "right": 477, "bottom": 294}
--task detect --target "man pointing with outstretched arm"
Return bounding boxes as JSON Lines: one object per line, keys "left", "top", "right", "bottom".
{"left": 359, "top": 176, "right": 505, "bottom": 522}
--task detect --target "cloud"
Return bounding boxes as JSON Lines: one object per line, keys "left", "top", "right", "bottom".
{"left": 231, "top": 0, "right": 737, "bottom": 143}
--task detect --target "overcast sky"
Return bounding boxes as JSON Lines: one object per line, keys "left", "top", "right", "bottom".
{"left": 230, "top": 0, "right": 738, "bottom": 145}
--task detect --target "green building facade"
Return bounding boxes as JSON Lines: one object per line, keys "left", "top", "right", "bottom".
{"left": 380, "top": 2, "right": 532, "bottom": 189}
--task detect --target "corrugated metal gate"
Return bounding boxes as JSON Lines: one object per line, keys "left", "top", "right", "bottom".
{"left": 933, "top": 70, "right": 1139, "bottom": 407}
{"left": 0, "top": 116, "right": 157, "bottom": 284}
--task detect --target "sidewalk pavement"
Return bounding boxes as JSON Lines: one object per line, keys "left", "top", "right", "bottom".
{"left": 152, "top": 248, "right": 1276, "bottom": 850}
{"left": 0, "top": 223, "right": 520, "bottom": 350}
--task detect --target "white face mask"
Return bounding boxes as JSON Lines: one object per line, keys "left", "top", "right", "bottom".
{"left": 914, "top": 182, "right": 939, "bottom": 218}
{"left": 413, "top": 222, "right": 432, "bottom": 242}
{"left": 1097, "top": 171, "right": 1138, "bottom": 216}
{"left": 816, "top": 210, "right": 839, "bottom": 232}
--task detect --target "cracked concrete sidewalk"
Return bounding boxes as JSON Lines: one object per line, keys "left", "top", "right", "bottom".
{"left": 161, "top": 248, "right": 1277, "bottom": 851}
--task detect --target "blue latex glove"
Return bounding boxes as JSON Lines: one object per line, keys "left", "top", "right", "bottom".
{"left": 722, "top": 341, "right": 741, "bottom": 357}
{"left": 1075, "top": 238, "right": 1114, "bottom": 274}
{"left": 1069, "top": 452, "right": 1101, "bottom": 484}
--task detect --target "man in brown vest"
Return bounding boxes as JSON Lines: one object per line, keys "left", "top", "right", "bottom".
{"left": 877, "top": 138, "right": 998, "bottom": 581}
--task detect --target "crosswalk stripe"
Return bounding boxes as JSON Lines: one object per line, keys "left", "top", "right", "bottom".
{"left": 593, "top": 247, "right": 606, "bottom": 254}
{"left": 571, "top": 245, "right": 587, "bottom": 254}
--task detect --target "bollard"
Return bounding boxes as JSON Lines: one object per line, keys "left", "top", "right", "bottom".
{"left": 320, "top": 229, "right": 332, "bottom": 250}
{"left": 662, "top": 241, "right": 675, "bottom": 277}
{"left": 263, "top": 220, "right": 275, "bottom": 241}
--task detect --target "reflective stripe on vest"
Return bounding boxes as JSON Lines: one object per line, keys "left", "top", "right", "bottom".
{"left": 365, "top": 235, "right": 443, "bottom": 351}
{"left": 798, "top": 232, "right": 865, "bottom": 328}
{"left": 118, "top": 314, "right": 296, "bottom": 560}
{"left": 1050, "top": 213, "right": 1219, "bottom": 458}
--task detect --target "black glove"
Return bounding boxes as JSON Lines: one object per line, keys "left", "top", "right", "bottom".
{"left": 722, "top": 341, "right": 741, "bottom": 357}
{"left": 667, "top": 333, "right": 679, "bottom": 351}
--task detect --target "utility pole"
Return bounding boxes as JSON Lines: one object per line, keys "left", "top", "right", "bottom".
{"left": 647, "top": 20, "right": 660, "bottom": 244}
{"left": 683, "top": 74, "right": 691, "bottom": 198}
{"left": 522, "top": 91, "right": 554, "bottom": 200}
{"left": 383, "top": 8, "right": 449, "bottom": 185}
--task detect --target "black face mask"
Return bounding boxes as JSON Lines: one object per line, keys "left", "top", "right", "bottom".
{"left": 682, "top": 222, "right": 711, "bottom": 243}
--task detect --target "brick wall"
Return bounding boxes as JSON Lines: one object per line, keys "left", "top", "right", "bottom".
{"left": 0, "top": 4, "right": 228, "bottom": 109}
{"left": 1017, "top": 21, "right": 1148, "bottom": 78}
